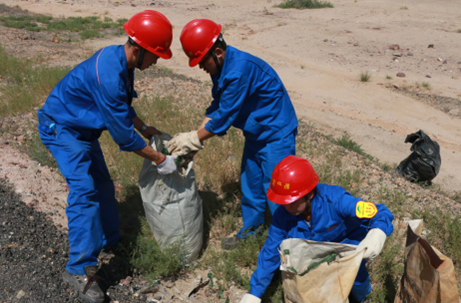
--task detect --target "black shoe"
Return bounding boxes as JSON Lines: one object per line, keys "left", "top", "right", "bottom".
{"left": 62, "top": 265, "right": 105, "bottom": 303}
{"left": 221, "top": 236, "right": 243, "bottom": 250}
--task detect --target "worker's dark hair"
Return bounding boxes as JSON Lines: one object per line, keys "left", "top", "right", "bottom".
{"left": 211, "top": 33, "right": 227, "bottom": 52}
{"left": 127, "top": 37, "right": 141, "bottom": 48}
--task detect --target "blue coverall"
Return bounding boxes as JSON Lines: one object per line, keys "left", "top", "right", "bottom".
{"left": 249, "top": 184, "right": 394, "bottom": 302}
{"left": 37, "top": 45, "right": 146, "bottom": 275}
{"left": 204, "top": 46, "right": 298, "bottom": 239}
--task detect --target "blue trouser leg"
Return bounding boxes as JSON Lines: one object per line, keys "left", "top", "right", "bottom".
{"left": 39, "top": 124, "right": 119, "bottom": 275}
{"left": 237, "top": 131, "right": 296, "bottom": 239}
{"left": 349, "top": 260, "right": 372, "bottom": 302}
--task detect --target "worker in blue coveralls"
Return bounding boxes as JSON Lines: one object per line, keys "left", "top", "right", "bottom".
{"left": 167, "top": 19, "right": 298, "bottom": 250}
{"left": 239, "top": 156, "right": 394, "bottom": 303}
{"left": 36, "top": 11, "right": 178, "bottom": 303}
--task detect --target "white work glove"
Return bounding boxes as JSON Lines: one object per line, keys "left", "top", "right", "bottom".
{"left": 356, "top": 228, "right": 387, "bottom": 261}
{"left": 167, "top": 131, "right": 203, "bottom": 157}
{"left": 239, "top": 294, "right": 261, "bottom": 303}
{"left": 156, "top": 155, "right": 177, "bottom": 175}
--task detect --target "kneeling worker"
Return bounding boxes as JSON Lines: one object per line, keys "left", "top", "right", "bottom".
{"left": 240, "top": 156, "right": 394, "bottom": 303}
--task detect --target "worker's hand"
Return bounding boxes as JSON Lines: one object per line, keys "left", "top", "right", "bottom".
{"left": 141, "top": 126, "right": 162, "bottom": 140}
{"left": 239, "top": 294, "right": 261, "bottom": 303}
{"left": 156, "top": 155, "right": 178, "bottom": 175}
{"left": 167, "top": 131, "right": 203, "bottom": 157}
{"left": 356, "top": 228, "right": 387, "bottom": 261}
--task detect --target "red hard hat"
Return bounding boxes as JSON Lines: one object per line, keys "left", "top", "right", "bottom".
{"left": 124, "top": 10, "right": 173, "bottom": 59}
{"left": 267, "top": 156, "right": 319, "bottom": 205}
{"left": 180, "top": 19, "right": 222, "bottom": 67}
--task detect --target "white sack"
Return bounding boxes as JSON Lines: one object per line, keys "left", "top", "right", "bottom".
{"left": 138, "top": 133, "right": 203, "bottom": 264}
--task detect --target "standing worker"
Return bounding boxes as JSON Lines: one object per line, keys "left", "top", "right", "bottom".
{"left": 37, "top": 10, "right": 177, "bottom": 303}
{"left": 239, "top": 156, "right": 394, "bottom": 303}
{"left": 167, "top": 19, "right": 298, "bottom": 249}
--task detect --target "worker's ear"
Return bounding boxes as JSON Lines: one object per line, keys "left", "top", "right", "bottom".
{"left": 214, "top": 47, "right": 225, "bottom": 62}
{"left": 131, "top": 45, "right": 141, "bottom": 56}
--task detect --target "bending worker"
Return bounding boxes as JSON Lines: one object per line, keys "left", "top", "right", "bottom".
{"left": 167, "top": 19, "right": 298, "bottom": 250}
{"left": 240, "top": 156, "right": 394, "bottom": 303}
{"left": 37, "top": 11, "right": 177, "bottom": 303}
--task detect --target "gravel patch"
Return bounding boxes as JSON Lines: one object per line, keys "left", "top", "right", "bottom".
{"left": 0, "top": 180, "right": 148, "bottom": 303}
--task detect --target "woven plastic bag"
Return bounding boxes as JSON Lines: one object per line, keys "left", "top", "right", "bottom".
{"left": 394, "top": 219, "right": 460, "bottom": 303}
{"left": 279, "top": 238, "right": 365, "bottom": 303}
{"left": 138, "top": 133, "right": 203, "bottom": 264}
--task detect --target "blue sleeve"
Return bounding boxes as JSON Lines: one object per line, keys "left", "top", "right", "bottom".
{"left": 204, "top": 71, "right": 249, "bottom": 136}
{"left": 249, "top": 211, "right": 287, "bottom": 298}
{"left": 95, "top": 84, "right": 146, "bottom": 152}
{"left": 128, "top": 106, "right": 137, "bottom": 120}
{"left": 334, "top": 188, "right": 394, "bottom": 236}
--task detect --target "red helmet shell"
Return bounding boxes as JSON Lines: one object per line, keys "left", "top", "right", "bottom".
{"left": 180, "top": 19, "right": 222, "bottom": 67}
{"left": 267, "top": 156, "right": 319, "bottom": 205}
{"left": 124, "top": 10, "right": 173, "bottom": 59}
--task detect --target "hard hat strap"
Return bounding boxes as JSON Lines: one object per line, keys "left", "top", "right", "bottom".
{"left": 211, "top": 49, "right": 222, "bottom": 73}
{"left": 137, "top": 47, "right": 146, "bottom": 69}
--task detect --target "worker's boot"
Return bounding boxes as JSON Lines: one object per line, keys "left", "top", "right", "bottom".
{"left": 62, "top": 265, "right": 105, "bottom": 303}
{"left": 221, "top": 236, "right": 243, "bottom": 250}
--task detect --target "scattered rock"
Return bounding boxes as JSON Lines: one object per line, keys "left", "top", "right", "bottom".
{"left": 389, "top": 44, "right": 400, "bottom": 50}
{"left": 324, "top": 39, "right": 328, "bottom": 42}
{"left": 353, "top": 42, "right": 359, "bottom": 46}
{"left": 449, "top": 86, "right": 456, "bottom": 89}
{"left": 443, "top": 60, "right": 448, "bottom": 64}
{"left": 393, "top": 57, "right": 399, "bottom": 62}
{"left": 437, "top": 58, "right": 443, "bottom": 62}
{"left": 428, "top": 44, "right": 434, "bottom": 48}
{"left": 396, "top": 72, "right": 406, "bottom": 77}
{"left": 131, "top": 3, "right": 136, "bottom": 6}
{"left": 392, "top": 53, "right": 402, "bottom": 57}
{"left": 426, "top": 75, "right": 431, "bottom": 78}
{"left": 407, "top": 52, "right": 413, "bottom": 56}
{"left": 16, "top": 290, "right": 26, "bottom": 299}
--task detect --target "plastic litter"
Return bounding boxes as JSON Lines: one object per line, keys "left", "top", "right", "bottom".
{"left": 395, "top": 130, "right": 441, "bottom": 182}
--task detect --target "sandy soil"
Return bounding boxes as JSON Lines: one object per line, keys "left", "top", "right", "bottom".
{"left": 3, "top": 0, "right": 458, "bottom": 194}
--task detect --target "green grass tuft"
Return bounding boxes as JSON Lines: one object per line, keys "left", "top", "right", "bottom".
{"left": 360, "top": 71, "right": 372, "bottom": 82}
{"left": 275, "top": 0, "right": 333, "bottom": 9}
{"left": 333, "top": 134, "right": 373, "bottom": 160}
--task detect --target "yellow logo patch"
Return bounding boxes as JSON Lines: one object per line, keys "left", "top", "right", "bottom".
{"left": 355, "top": 201, "right": 378, "bottom": 219}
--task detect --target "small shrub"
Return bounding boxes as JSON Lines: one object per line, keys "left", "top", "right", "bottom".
{"left": 79, "top": 29, "right": 101, "bottom": 40}
{"left": 360, "top": 71, "right": 371, "bottom": 82}
{"left": 386, "top": 75, "right": 392, "bottom": 79}
{"left": 422, "top": 82, "right": 431, "bottom": 90}
{"left": 275, "top": 0, "right": 333, "bottom": 9}
{"left": 130, "top": 219, "right": 188, "bottom": 280}
{"left": 400, "top": 6, "right": 408, "bottom": 10}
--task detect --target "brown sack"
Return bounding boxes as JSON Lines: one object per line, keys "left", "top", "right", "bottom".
{"left": 279, "top": 238, "right": 364, "bottom": 303}
{"left": 394, "top": 219, "right": 460, "bottom": 303}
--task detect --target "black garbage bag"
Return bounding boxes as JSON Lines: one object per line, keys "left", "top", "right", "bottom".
{"left": 395, "top": 130, "right": 441, "bottom": 182}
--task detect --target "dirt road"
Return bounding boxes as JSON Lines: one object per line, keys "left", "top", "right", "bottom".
{"left": 2, "top": 0, "right": 461, "bottom": 195}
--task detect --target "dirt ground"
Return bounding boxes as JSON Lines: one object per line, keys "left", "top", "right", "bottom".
{"left": 1, "top": 0, "right": 460, "bottom": 192}
{"left": 0, "top": 0, "right": 460, "bottom": 302}
{"left": 3, "top": 0, "right": 459, "bottom": 194}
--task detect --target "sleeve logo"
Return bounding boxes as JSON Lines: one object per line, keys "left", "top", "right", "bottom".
{"left": 355, "top": 201, "right": 378, "bottom": 219}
